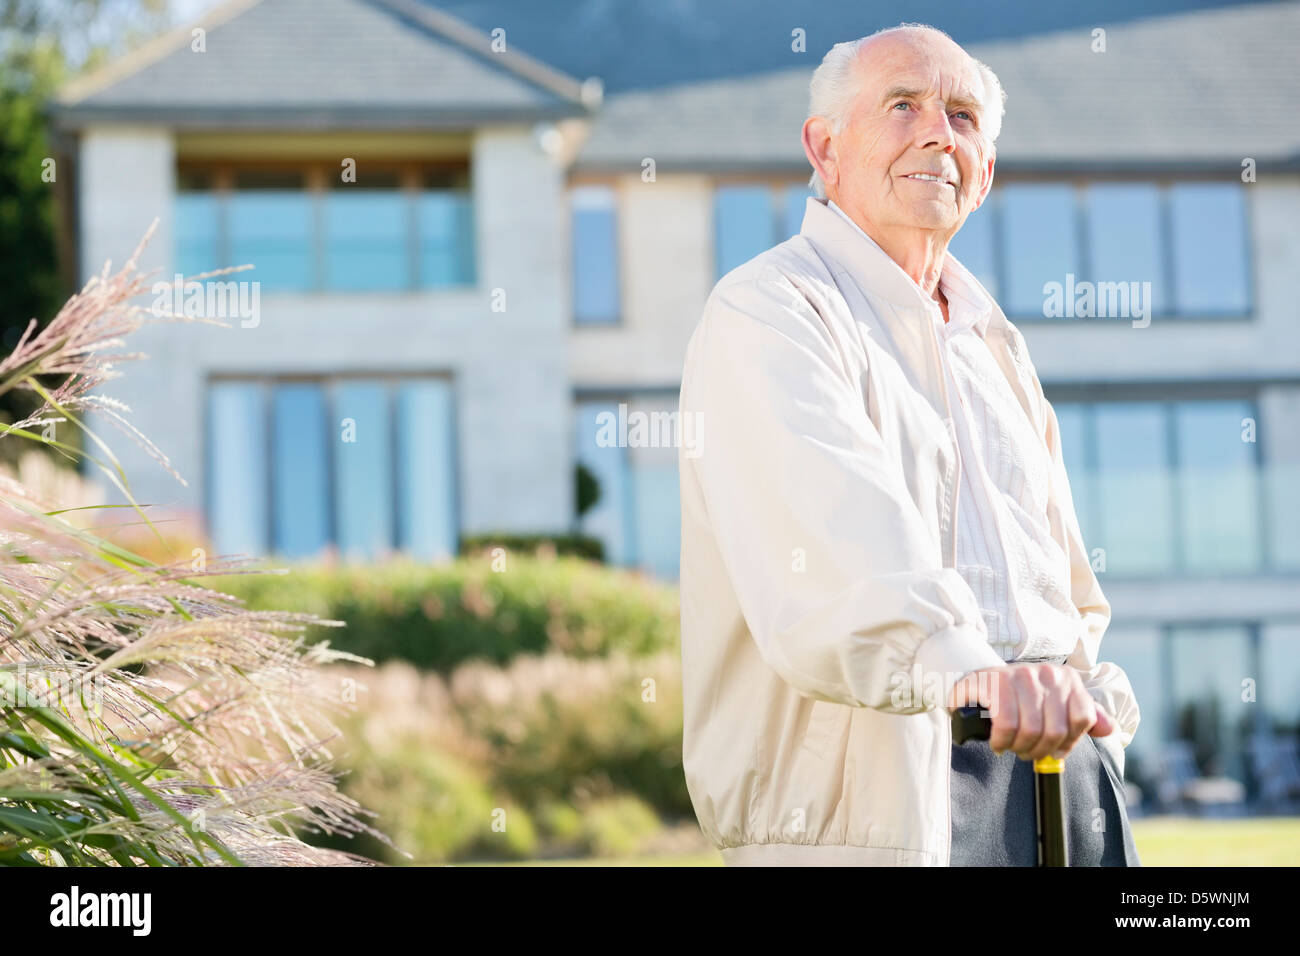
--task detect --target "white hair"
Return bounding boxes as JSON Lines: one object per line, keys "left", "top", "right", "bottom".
{"left": 806, "top": 23, "right": 1006, "bottom": 199}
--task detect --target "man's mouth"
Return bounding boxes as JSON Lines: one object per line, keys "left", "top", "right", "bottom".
{"left": 903, "top": 172, "right": 957, "bottom": 188}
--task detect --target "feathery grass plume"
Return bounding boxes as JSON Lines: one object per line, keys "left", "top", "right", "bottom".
{"left": 0, "top": 222, "right": 394, "bottom": 866}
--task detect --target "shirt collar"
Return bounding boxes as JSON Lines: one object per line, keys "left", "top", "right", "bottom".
{"left": 819, "top": 198, "right": 994, "bottom": 339}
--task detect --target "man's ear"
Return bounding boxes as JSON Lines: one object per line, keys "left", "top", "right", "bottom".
{"left": 972, "top": 152, "right": 995, "bottom": 211}
{"left": 802, "top": 116, "right": 838, "bottom": 192}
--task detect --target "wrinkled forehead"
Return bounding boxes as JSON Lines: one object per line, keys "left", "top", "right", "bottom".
{"left": 855, "top": 31, "right": 985, "bottom": 105}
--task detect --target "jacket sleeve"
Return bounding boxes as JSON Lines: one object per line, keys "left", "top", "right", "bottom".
{"left": 1028, "top": 344, "right": 1142, "bottom": 750}
{"left": 679, "top": 271, "right": 1008, "bottom": 714}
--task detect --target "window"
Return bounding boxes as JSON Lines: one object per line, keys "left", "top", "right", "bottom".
{"left": 1260, "top": 623, "right": 1300, "bottom": 736}
{"left": 270, "top": 382, "right": 331, "bottom": 556}
{"left": 1050, "top": 394, "right": 1265, "bottom": 575}
{"left": 575, "top": 394, "right": 682, "bottom": 579}
{"left": 972, "top": 180, "right": 1251, "bottom": 319}
{"left": 1169, "top": 624, "right": 1256, "bottom": 782}
{"left": 571, "top": 185, "right": 620, "bottom": 325}
{"left": 324, "top": 173, "right": 407, "bottom": 291}
{"left": 175, "top": 163, "right": 475, "bottom": 293}
{"left": 1175, "top": 401, "right": 1259, "bottom": 571}
{"left": 229, "top": 172, "right": 315, "bottom": 292}
{"left": 714, "top": 181, "right": 812, "bottom": 279}
{"left": 1092, "top": 402, "right": 1174, "bottom": 573}
{"left": 1000, "top": 183, "right": 1078, "bottom": 318}
{"left": 1101, "top": 627, "right": 1162, "bottom": 770}
{"left": 1169, "top": 183, "right": 1250, "bottom": 314}
{"left": 947, "top": 202, "right": 997, "bottom": 297}
{"left": 1085, "top": 183, "right": 1167, "bottom": 317}
{"left": 176, "top": 170, "right": 220, "bottom": 282}
{"left": 417, "top": 170, "right": 475, "bottom": 289}
{"left": 1105, "top": 622, "right": 1290, "bottom": 798}
{"left": 206, "top": 375, "right": 457, "bottom": 562}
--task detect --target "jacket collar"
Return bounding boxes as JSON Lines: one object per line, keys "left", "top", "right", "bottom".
{"left": 801, "top": 196, "right": 1005, "bottom": 342}
{"left": 798, "top": 195, "right": 1039, "bottom": 433}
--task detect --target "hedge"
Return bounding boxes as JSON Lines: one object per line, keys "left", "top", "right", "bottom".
{"left": 208, "top": 553, "right": 679, "bottom": 674}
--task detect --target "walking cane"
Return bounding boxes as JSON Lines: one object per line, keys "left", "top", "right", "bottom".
{"left": 951, "top": 706, "right": 1068, "bottom": 866}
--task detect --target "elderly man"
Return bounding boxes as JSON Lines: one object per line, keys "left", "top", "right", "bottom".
{"left": 677, "top": 23, "right": 1141, "bottom": 866}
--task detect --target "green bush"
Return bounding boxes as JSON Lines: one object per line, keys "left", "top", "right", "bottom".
{"left": 579, "top": 795, "right": 662, "bottom": 857}
{"left": 460, "top": 532, "right": 605, "bottom": 562}
{"left": 311, "top": 650, "right": 690, "bottom": 863}
{"left": 316, "top": 735, "right": 540, "bottom": 865}
{"left": 450, "top": 650, "right": 691, "bottom": 818}
{"left": 210, "top": 553, "right": 677, "bottom": 674}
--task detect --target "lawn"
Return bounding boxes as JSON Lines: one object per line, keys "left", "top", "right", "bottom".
{"left": 468, "top": 816, "right": 1300, "bottom": 866}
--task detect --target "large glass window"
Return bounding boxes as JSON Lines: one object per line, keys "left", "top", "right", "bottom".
{"left": 1094, "top": 402, "right": 1174, "bottom": 574}
{"left": 1175, "top": 400, "right": 1259, "bottom": 571}
{"left": 714, "top": 181, "right": 812, "bottom": 280}
{"left": 1169, "top": 183, "right": 1250, "bottom": 314}
{"left": 207, "top": 382, "right": 267, "bottom": 558}
{"left": 271, "top": 382, "right": 330, "bottom": 557}
{"left": 574, "top": 399, "right": 632, "bottom": 564}
{"left": 1169, "top": 624, "right": 1256, "bottom": 782}
{"left": 396, "top": 381, "right": 458, "bottom": 560}
{"left": 781, "top": 182, "right": 812, "bottom": 240}
{"left": 1085, "top": 183, "right": 1167, "bottom": 318}
{"left": 571, "top": 185, "right": 620, "bottom": 325}
{"left": 418, "top": 173, "right": 475, "bottom": 289}
{"left": 1000, "top": 183, "right": 1077, "bottom": 318}
{"left": 229, "top": 172, "right": 315, "bottom": 292}
{"left": 575, "top": 395, "right": 681, "bottom": 578}
{"left": 176, "top": 164, "right": 475, "bottom": 293}
{"left": 206, "top": 376, "right": 457, "bottom": 562}
{"left": 715, "top": 184, "right": 774, "bottom": 278}
{"left": 947, "top": 202, "right": 998, "bottom": 298}
{"left": 333, "top": 381, "right": 394, "bottom": 559}
{"left": 1260, "top": 624, "right": 1300, "bottom": 736}
{"left": 1051, "top": 402, "right": 1093, "bottom": 544}
{"left": 324, "top": 175, "right": 408, "bottom": 291}
{"left": 176, "top": 171, "right": 220, "bottom": 282}
{"left": 1101, "top": 627, "right": 1162, "bottom": 774}
{"left": 1050, "top": 396, "right": 1267, "bottom": 575}
{"left": 970, "top": 180, "right": 1251, "bottom": 319}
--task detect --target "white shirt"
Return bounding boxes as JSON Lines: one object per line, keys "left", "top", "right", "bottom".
{"left": 829, "top": 199, "right": 1082, "bottom": 662}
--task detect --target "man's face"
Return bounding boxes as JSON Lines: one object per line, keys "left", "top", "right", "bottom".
{"left": 821, "top": 31, "right": 995, "bottom": 241}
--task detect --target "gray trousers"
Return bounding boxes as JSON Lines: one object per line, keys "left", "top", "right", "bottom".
{"left": 949, "top": 656, "right": 1142, "bottom": 867}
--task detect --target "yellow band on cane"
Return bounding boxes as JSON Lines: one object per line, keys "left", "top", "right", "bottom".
{"left": 1034, "top": 755, "right": 1065, "bottom": 774}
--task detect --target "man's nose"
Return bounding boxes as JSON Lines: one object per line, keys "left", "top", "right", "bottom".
{"left": 916, "top": 106, "right": 957, "bottom": 152}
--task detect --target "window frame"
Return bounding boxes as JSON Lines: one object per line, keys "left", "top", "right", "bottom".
{"left": 1044, "top": 381, "right": 1269, "bottom": 578}
{"left": 203, "top": 370, "right": 461, "bottom": 562}
{"left": 976, "top": 173, "right": 1256, "bottom": 324}
{"left": 710, "top": 175, "right": 814, "bottom": 282}
{"left": 175, "top": 158, "right": 476, "bottom": 294}
{"left": 567, "top": 179, "right": 625, "bottom": 328}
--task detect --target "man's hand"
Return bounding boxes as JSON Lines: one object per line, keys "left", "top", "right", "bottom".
{"left": 947, "top": 662, "right": 1116, "bottom": 761}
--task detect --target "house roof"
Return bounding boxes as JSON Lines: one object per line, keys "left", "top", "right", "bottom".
{"left": 429, "top": 0, "right": 1259, "bottom": 95}
{"left": 50, "top": 0, "right": 596, "bottom": 130}
{"left": 573, "top": 1, "right": 1300, "bottom": 173}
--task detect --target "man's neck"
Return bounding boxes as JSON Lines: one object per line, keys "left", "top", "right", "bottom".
{"left": 828, "top": 197, "right": 950, "bottom": 309}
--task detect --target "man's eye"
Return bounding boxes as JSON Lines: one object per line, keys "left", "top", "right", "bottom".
{"left": 892, "top": 101, "right": 911, "bottom": 110}
{"left": 953, "top": 110, "right": 974, "bottom": 121}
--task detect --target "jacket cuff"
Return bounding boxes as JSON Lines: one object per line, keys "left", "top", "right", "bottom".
{"left": 913, "top": 625, "right": 1009, "bottom": 710}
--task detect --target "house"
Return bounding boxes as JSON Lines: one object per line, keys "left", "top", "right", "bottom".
{"left": 48, "top": 0, "right": 1300, "bottom": 799}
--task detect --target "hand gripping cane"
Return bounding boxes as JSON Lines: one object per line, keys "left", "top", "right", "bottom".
{"left": 951, "top": 706, "right": 1068, "bottom": 867}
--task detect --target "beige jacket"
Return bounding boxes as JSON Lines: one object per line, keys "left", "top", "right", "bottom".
{"left": 677, "top": 196, "right": 1140, "bottom": 866}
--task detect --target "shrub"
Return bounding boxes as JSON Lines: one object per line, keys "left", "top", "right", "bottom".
{"left": 211, "top": 554, "right": 679, "bottom": 674}
{"left": 579, "top": 795, "right": 662, "bottom": 858}
{"left": 0, "top": 227, "right": 381, "bottom": 866}
{"left": 461, "top": 532, "right": 605, "bottom": 562}
{"left": 318, "top": 651, "right": 689, "bottom": 863}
